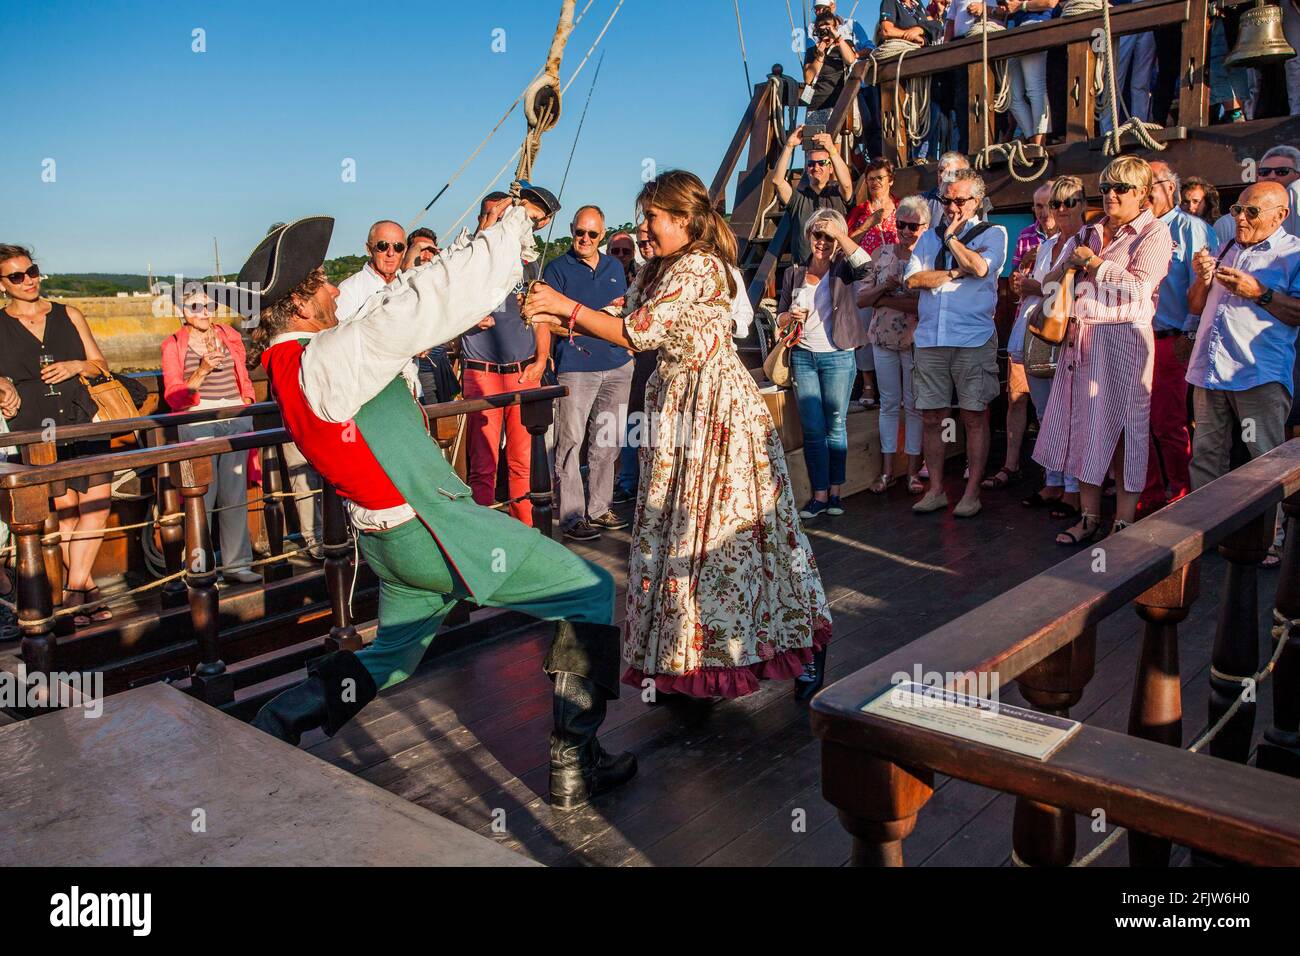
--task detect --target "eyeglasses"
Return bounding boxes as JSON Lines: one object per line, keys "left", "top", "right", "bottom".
{"left": 895, "top": 220, "right": 923, "bottom": 232}
{"left": 2, "top": 264, "right": 40, "bottom": 284}
{"left": 372, "top": 240, "right": 406, "bottom": 253}
{"left": 636, "top": 239, "right": 655, "bottom": 248}
{"left": 1258, "top": 166, "right": 1296, "bottom": 178}
{"left": 806, "top": 159, "right": 833, "bottom": 169}
{"left": 1230, "top": 203, "right": 1286, "bottom": 220}
{"left": 1151, "top": 179, "right": 1176, "bottom": 188}
{"left": 1098, "top": 181, "right": 1135, "bottom": 195}
{"left": 573, "top": 228, "right": 602, "bottom": 240}
{"left": 1049, "top": 196, "right": 1083, "bottom": 210}
{"left": 939, "top": 196, "right": 976, "bottom": 207}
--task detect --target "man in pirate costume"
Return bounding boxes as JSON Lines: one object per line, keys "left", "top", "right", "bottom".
{"left": 222, "top": 187, "right": 636, "bottom": 811}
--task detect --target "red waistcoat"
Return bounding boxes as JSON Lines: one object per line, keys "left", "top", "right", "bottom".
{"left": 261, "top": 340, "right": 406, "bottom": 510}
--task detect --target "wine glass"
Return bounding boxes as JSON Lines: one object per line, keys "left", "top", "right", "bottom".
{"left": 39, "top": 354, "right": 59, "bottom": 396}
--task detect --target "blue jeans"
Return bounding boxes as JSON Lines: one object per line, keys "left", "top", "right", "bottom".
{"left": 791, "top": 347, "right": 856, "bottom": 493}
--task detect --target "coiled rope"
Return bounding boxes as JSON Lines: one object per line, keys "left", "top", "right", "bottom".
{"left": 869, "top": 38, "right": 933, "bottom": 149}
{"left": 1097, "top": 0, "right": 1166, "bottom": 155}
{"left": 969, "top": 8, "right": 1051, "bottom": 183}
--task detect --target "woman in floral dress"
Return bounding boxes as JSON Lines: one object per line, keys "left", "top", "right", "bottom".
{"left": 522, "top": 170, "right": 832, "bottom": 701}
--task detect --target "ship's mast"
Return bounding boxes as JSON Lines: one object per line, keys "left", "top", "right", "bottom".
{"left": 213, "top": 237, "right": 224, "bottom": 282}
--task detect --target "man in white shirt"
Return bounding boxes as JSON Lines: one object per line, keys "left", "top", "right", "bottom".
{"left": 335, "top": 219, "right": 407, "bottom": 321}
{"left": 234, "top": 200, "right": 636, "bottom": 810}
{"left": 905, "top": 168, "right": 1008, "bottom": 519}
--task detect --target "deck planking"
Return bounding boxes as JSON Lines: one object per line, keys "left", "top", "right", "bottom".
{"left": 303, "top": 461, "right": 1290, "bottom": 866}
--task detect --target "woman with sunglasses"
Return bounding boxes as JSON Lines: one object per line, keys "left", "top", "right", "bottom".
{"left": 160, "top": 280, "right": 260, "bottom": 584}
{"left": 1033, "top": 157, "right": 1174, "bottom": 545}
{"left": 858, "top": 195, "right": 928, "bottom": 494}
{"left": 0, "top": 244, "right": 115, "bottom": 625}
{"left": 777, "top": 208, "right": 873, "bottom": 518}
{"left": 1015, "top": 176, "right": 1084, "bottom": 520}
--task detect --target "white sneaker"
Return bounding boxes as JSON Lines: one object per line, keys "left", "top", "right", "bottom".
{"left": 223, "top": 568, "right": 262, "bottom": 584}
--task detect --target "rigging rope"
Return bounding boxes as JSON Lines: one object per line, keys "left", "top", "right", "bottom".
{"left": 540, "top": 50, "right": 606, "bottom": 262}
{"left": 439, "top": 0, "right": 625, "bottom": 238}
{"left": 408, "top": 0, "right": 598, "bottom": 229}
{"left": 869, "top": 39, "right": 933, "bottom": 150}
{"left": 732, "top": 0, "right": 754, "bottom": 98}
{"left": 1098, "top": 0, "right": 1166, "bottom": 155}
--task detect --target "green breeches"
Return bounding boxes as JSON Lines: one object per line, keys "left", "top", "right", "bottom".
{"left": 354, "top": 517, "right": 614, "bottom": 691}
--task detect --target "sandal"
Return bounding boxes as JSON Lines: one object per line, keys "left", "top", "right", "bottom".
{"left": 907, "top": 475, "right": 925, "bottom": 494}
{"left": 66, "top": 587, "right": 112, "bottom": 627}
{"left": 84, "top": 587, "right": 113, "bottom": 623}
{"left": 870, "top": 473, "right": 897, "bottom": 494}
{"left": 980, "top": 467, "right": 1022, "bottom": 490}
{"left": 1056, "top": 513, "right": 1103, "bottom": 547}
{"left": 1111, "top": 519, "right": 1133, "bottom": 535}
{"left": 1262, "top": 545, "right": 1283, "bottom": 569}
{"left": 1049, "top": 501, "right": 1081, "bottom": 521}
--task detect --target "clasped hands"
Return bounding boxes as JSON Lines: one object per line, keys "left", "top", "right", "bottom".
{"left": 1192, "top": 247, "right": 1264, "bottom": 300}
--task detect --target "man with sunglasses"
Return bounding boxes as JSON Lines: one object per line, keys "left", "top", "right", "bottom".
{"left": 336, "top": 219, "right": 409, "bottom": 323}
{"left": 905, "top": 168, "right": 1007, "bottom": 519}
{"left": 1186, "top": 180, "right": 1300, "bottom": 495}
{"left": 543, "top": 204, "right": 631, "bottom": 541}
{"left": 1213, "top": 146, "right": 1300, "bottom": 246}
{"left": 772, "top": 125, "right": 854, "bottom": 265}
{"left": 1135, "top": 161, "right": 1219, "bottom": 519}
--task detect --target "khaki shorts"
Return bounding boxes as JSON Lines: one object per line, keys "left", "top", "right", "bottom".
{"left": 913, "top": 336, "right": 1000, "bottom": 412}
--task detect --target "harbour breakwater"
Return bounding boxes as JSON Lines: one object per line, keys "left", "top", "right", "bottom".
{"left": 49, "top": 296, "right": 244, "bottom": 373}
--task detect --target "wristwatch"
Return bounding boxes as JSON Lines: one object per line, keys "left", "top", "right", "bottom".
{"left": 1256, "top": 287, "right": 1275, "bottom": 307}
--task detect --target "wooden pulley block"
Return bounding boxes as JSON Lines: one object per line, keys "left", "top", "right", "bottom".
{"left": 523, "top": 74, "right": 562, "bottom": 134}
{"left": 519, "top": 279, "right": 548, "bottom": 326}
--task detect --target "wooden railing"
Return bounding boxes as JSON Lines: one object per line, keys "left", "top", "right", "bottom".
{"left": 811, "top": 439, "right": 1300, "bottom": 866}
{"left": 0, "top": 386, "right": 566, "bottom": 709}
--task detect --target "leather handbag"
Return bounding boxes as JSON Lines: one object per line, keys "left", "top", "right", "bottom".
{"left": 81, "top": 371, "right": 140, "bottom": 422}
{"left": 762, "top": 321, "right": 802, "bottom": 388}
{"left": 1029, "top": 266, "right": 1076, "bottom": 347}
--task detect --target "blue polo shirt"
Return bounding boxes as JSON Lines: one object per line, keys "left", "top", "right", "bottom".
{"left": 1155, "top": 207, "right": 1219, "bottom": 333}
{"left": 461, "top": 260, "right": 541, "bottom": 365}
{"left": 543, "top": 249, "right": 630, "bottom": 373}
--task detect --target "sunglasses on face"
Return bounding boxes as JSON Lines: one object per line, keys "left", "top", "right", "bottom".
{"left": 637, "top": 239, "right": 655, "bottom": 248}
{"left": 2, "top": 264, "right": 40, "bottom": 284}
{"left": 1258, "top": 166, "right": 1296, "bottom": 178}
{"left": 573, "top": 228, "right": 602, "bottom": 240}
{"left": 807, "top": 159, "right": 833, "bottom": 169}
{"left": 1049, "top": 196, "right": 1083, "bottom": 210}
{"left": 895, "top": 220, "right": 922, "bottom": 232}
{"left": 811, "top": 231, "right": 835, "bottom": 242}
{"left": 184, "top": 300, "right": 214, "bottom": 314}
{"left": 1230, "top": 203, "right": 1285, "bottom": 220}
{"left": 1098, "top": 181, "right": 1135, "bottom": 195}
{"left": 372, "top": 240, "right": 406, "bottom": 253}
{"left": 940, "top": 196, "right": 975, "bottom": 207}
{"left": 610, "top": 247, "right": 634, "bottom": 256}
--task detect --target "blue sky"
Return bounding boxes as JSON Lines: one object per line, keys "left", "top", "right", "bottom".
{"left": 4, "top": 0, "right": 882, "bottom": 275}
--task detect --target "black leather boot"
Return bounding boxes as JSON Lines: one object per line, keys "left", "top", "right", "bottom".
{"left": 251, "top": 650, "right": 378, "bottom": 745}
{"left": 549, "top": 671, "right": 638, "bottom": 811}
{"left": 794, "top": 646, "right": 828, "bottom": 703}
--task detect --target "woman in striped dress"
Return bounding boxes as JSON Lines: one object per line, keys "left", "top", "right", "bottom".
{"left": 1033, "top": 156, "right": 1174, "bottom": 545}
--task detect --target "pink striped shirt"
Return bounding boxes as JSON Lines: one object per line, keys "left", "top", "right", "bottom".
{"left": 1056, "top": 210, "right": 1174, "bottom": 326}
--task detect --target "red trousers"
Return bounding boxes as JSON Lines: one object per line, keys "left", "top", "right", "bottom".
{"left": 1139, "top": 334, "right": 1191, "bottom": 514}
{"left": 462, "top": 367, "right": 533, "bottom": 526}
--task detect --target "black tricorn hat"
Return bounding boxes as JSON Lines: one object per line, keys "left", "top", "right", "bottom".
{"left": 212, "top": 216, "right": 334, "bottom": 318}
{"left": 515, "top": 180, "right": 562, "bottom": 218}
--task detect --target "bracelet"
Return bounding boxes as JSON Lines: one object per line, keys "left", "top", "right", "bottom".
{"left": 567, "top": 302, "right": 582, "bottom": 345}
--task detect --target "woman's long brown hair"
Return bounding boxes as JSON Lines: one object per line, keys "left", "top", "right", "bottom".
{"left": 635, "top": 170, "right": 739, "bottom": 298}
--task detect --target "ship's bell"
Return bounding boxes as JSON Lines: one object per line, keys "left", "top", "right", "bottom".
{"left": 1224, "top": 0, "right": 1297, "bottom": 70}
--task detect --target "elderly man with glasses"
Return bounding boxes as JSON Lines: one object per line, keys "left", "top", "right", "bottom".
{"left": 1214, "top": 146, "right": 1300, "bottom": 245}
{"left": 542, "top": 204, "right": 631, "bottom": 541}
{"left": 1187, "top": 180, "right": 1300, "bottom": 494}
{"left": 905, "top": 168, "right": 1007, "bottom": 519}
{"left": 1136, "top": 161, "right": 1219, "bottom": 518}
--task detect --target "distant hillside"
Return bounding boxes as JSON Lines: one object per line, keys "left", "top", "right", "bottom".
{"left": 43, "top": 273, "right": 154, "bottom": 297}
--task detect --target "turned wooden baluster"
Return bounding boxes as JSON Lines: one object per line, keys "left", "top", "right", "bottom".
{"left": 259, "top": 442, "right": 292, "bottom": 583}
{"left": 1012, "top": 628, "right": 1096, "bottom": 866}
{"left": 2, "top": 483, "right": 57, "bottom": 709}
{"left": 321, "top": 481, "right": 360, "bottom": 651}
{"left": 822, "top": 741, "right": 935, "bottom": 866}
{"left": 1258, "top": 492, "right": 1300, "bottom": 777}
{"left": 1128, "top": 562, "right": 1199, "bottom": 866}
{"left": 178, "top": 455, "right": 233, "bottom": 706}
{"left": 151, "top": 426, "right": 188, "bottom": 608}
{"left": 521, "top": 394, "right": 555, "bottom": 539}
{"left": 21, "top": 442, "right": 66, "bottom": 626}
{"left": 1207, "top": 512, "right": 1271, "bottom": 764}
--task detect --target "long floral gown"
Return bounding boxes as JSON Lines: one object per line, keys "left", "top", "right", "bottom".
{"left": 620, "top": 251, "right": 832, "bottom": 698}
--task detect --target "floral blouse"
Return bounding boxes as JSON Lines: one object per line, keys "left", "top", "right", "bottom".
{"left": 848, "top": 195, "right": 900, "bottom": 256}
{"left": 864, "top": 244, "right": 919, "bottom": 350}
